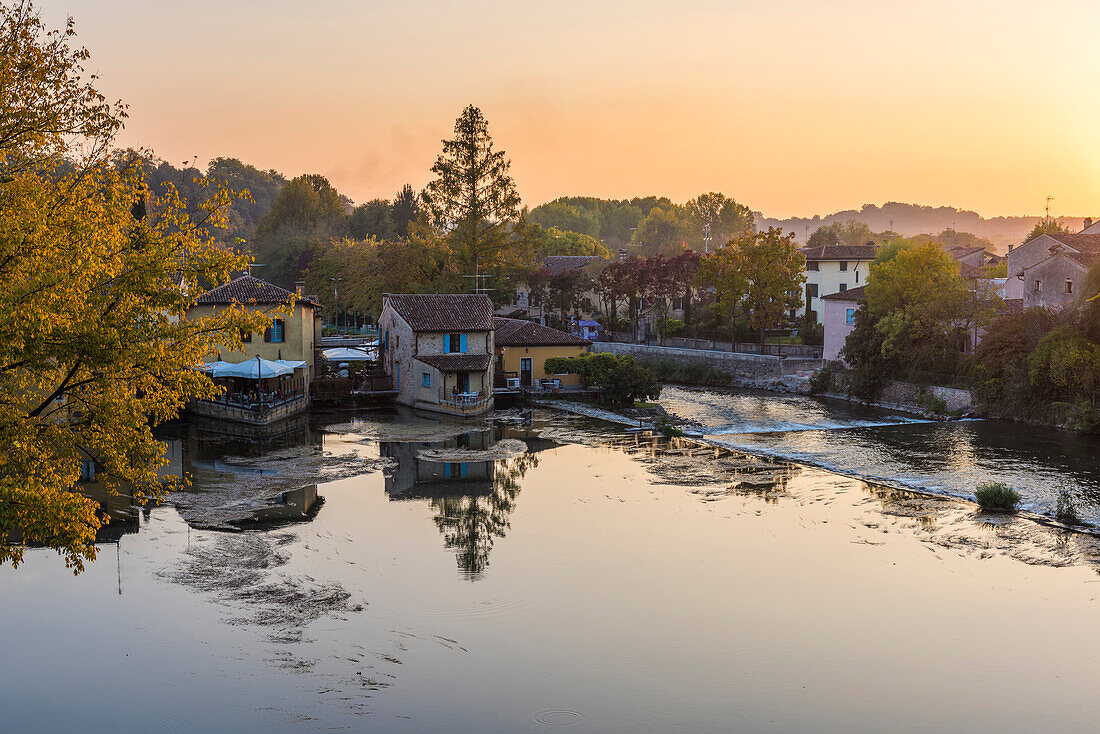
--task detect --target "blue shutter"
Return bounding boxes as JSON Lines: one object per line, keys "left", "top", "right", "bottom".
{"left": 459, "top": 463, "right": 468, "bottom": 478}
{"left": 444, "top": 334, "right": 451, "bottom": 353}
{"left": 460, "top": 333, "right": 467, "bottom": 353}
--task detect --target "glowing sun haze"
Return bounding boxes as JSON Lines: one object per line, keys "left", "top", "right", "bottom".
{"left": 40, "top": 0, "right": 1100, "bottom": 217}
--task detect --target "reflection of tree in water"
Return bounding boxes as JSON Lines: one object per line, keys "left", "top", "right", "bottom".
{"left": 430, "top": 452, "right": 540, "bottom": 580}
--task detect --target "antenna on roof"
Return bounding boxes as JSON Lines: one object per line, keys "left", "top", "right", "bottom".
{"left": 1045, "top": 195, "right": 1054, "bottom": 222}
{"left": 463, "top": 258, "right": 494, "bottom": 295}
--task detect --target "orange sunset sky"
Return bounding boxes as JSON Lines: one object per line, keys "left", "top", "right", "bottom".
{"left": 40, "top": 0, "right": 1100, "bottom": 218}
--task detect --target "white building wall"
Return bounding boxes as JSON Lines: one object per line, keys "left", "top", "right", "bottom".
{"left": 803, "top": 260, "right": 870, "bottom": 320}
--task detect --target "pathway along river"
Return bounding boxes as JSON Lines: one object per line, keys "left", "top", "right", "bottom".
{"left": 5, "top": 405, "right": 1100, "bottom": 732}
{"left": 660, "top": 384, "right": 1100, "bottom": 523}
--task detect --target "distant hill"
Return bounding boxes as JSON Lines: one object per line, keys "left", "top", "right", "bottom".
{"left": 755, "top": 202, "right": 1093, "bottom": 252}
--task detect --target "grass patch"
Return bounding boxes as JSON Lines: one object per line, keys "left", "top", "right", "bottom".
{"left": 974, "top": 482, "right": 1020, "bottom": 512}
{"left": 1056, "top": 490, "right": 1081, "bottom": 525}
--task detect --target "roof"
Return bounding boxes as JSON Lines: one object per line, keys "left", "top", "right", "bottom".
{"left": 948, "top": 245, "right": 986, "bottom": 258}
{"left": 958, "top": 262, "right": 986, "bottom": 279}
{"left": 540, "top": 255, "right": 606, "bottom": 276}
{"left": 492, "top": 317, "right": 590, "bottom": 347}
{"left": 821, "top": 286, "right": 867, "bottom": 301}
{"left": 385, "top": 294, "right": 494, "bottom": 332}
{"left": 415, "top": 353, "right": 493, "bottom": 372}
{"left": 1039, "top": 232, "right": 1100, "bottom": 253}
{"left": 799, "top": 244, "right": 878, "bottom": 261}
{"left": 196, "top": 275, "right": 320, "bottom": 308}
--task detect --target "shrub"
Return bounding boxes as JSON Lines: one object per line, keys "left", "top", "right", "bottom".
{"left": 545, "top": 353, "right": 661, "bottom": 408}
{"left": 974, "top": 482, "right": 1020, "bottom": 511}
{"left": 1056, "top": 490, "right": 1081, "bottom": 525}
{"left": 659, "top": 319, "right": 685, "bottom": 337}
{"left": 808, "top": 364, "right": 835, "bottom": 395}
{"left": 797, "top": 317, "right": 824, "bottom": 346}
{"left": 638, "top": 357, "right": 730, "bottom": 387}
{"left": 917, "top": 392, "right": 948, "bottom": 415}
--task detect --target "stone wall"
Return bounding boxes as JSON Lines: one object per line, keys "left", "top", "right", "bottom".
{"left": 591, "top": 342, "right": 816, "bottom": 380}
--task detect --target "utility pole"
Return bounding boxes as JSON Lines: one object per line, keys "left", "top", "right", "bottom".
{"left": 330, "top": 277, "right": 343, "bottom": 334}
{"left": 1045, "top": 195, "right": 1054, "bottom": 222}
{"left": 703, "top": 222, "right": 711, "bottom": 254}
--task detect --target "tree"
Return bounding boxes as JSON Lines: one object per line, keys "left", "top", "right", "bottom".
{"left": 391, "top": 183, "right": 418, "bottom": 239}
{"left": 1022, "top": 219, "right": 1071, "bottom": 245}
{"left": 348, "top": 199, "right": 396, "bottom": 240}
{"left": 0, "top": 3, "right": 263, "bottom": 571}
{"left": 252, "top": 174, "right": 347, "bottom": 286}
{"left": 739, "top": 228, "right": 806, "bottom": 347}
{"left": 696, "top": 243, "right": 748, "bottom": 350}
{"left": 528, "top": 200, "right": 601, "bottom": 238}
{"left": 684, "top": 192, "right": 754, "bottom": 251}
{"left": 632, "top": 205, "right": 688, "bottom": 256}
{"left": 538, "top": 226, "right": 610, "bottom": 258}
{"left": 544, "top": 353, "right": 660, "bottom": 408}
{"left": 422, "top": 105, "right": 523, "bottom": 275}
{"left": 808, "top": 220, "right": 876, "bottom": 249}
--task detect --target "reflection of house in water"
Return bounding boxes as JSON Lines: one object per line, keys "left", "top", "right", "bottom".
{"left": 382, "top": 425, "right": 546, "bottom": 580}
{"left": 229, "top": 485, "right": 323, "bottom": 530}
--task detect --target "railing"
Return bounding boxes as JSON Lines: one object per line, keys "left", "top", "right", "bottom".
{"left": 437, "top": 388, "right": 490, "bottom": 408}
{"left": 203, "top": 391, "right": 306, "bottom": 411}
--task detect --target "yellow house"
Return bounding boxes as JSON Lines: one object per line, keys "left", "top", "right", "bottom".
{"left": 186, "top": 275, "right": 324, "bottom": 385}
{"left": 492, "top": 317, "right": 590, "bottom": 387}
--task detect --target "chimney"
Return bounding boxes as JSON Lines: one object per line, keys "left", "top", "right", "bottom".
{"left": 295, "top": 281, "right": 304, "bottom": 297}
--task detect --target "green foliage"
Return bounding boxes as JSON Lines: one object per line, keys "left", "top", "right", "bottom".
{"left": 1022, "top": 219, "right": 1071, "bottom": 245}
{"left": 808, "top": 220, "right": 877, "bottom": 248}
{"left": 808, "top": 364, "right": 835, "bottom": 395}
{"left": 683, "top": 192, "right": 755, "bottom": 251}
{"left": 659, "top": 319, "right": 685, "bottom": 337}
{"left": 840, "top": 306, "right": 890, "bottom": 399}
{"left": 797, "top": 316, "right": 824, "bottom": 346}
{"left": 538, "top": 226, "right": 610, "bottom": 258}
{"left": 638, "top": 357, "right": 731, "bottom": 387}
{"left": 253, "top": 174, "right": 348, "bottom": 286}
{"left": 1027, "top": 328, "right": 1100, "bottom": 394}
{"left": 348, "top": 199, "right": 396, "bottom": 241}
{"left": 1056, "top": 491, "right": 1081, "bottom": 525}
{"left": 974, "top": 483, "right": 1020, "bottom": 511}
{"left": 917, "top": 392, "right": 948, "bottom": 415}
{"left": 1054, "top": 399, "right": 1100, "bottom": 433}
{"left": 633, "top": 205, "right": 688, "bottom": 256}
{"left": 543, "top": 353, "right": 661, "bottom": 408}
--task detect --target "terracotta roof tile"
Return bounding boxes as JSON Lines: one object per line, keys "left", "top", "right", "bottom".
{"left": 492, "top": 317, "right": 590, "bottom": 347}
{"left": 540, "top": 255, "right": 606, "bottom": 276}
{"left": 415, "top": 353, "right": 493, "bottom": 372}
{"left": 196, "top": 275, "right": 319, "bottom": 308}
{"left": 821, "top": 286, "right": 867, "bottom": 301}
{"left": 799, "top": 244, "right": 878, "bottom": 261}
{"left": 385, "top": 294, "right": 494, "bottom": 332}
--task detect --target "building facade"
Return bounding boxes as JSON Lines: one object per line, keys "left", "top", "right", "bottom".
{"left": 186, "top": 275, "right": 324, "bottom": 387}
{"left": 799, "top": 244, "right": 877, "bottom": 322}
{"left": 1006, "top": 232, "right": 1100, "bottom": 307}
{"left": 492, "top": 317, "right": 590, "bottom": 387}
{"left": 821, "top": 286, "right": 865, "bottom": 363}
{"left": 378, "top": 294, "right": 495, "bottom": 416}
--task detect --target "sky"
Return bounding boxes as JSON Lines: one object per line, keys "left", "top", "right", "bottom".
{"left": 37, "top": 0, "right": 1100, "bottom": 218}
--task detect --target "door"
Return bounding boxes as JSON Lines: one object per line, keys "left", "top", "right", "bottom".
{"left": 457, "top": 372, "right": 470, "bottom": 394}
{"left": 520, "top": 358, "right": 533, "bottom": 387}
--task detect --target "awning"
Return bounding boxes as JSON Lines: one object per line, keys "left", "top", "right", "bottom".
{"left": 323, "top": 347, "right": 376, "bottom": 361}
{"left": 200, "top": 357, "right": 304, "bottom": 379}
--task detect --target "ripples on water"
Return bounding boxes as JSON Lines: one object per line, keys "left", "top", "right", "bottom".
{"left": 659, "top": 384, "right": 1100, "bottom": 523}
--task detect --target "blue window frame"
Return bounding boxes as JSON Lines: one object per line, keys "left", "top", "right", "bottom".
{"left": 445, "top": 333, "right": 467, "bottom": 353}
{"left": 444, "top": 463, "right": 468, "bottom": 479}
{"left": 266, "top": 319, "right": 285, "bottom": 343}
{"left": 845, "top": 308, "right": 856, "bottom": 325}
{"left": 422, "top": 372, "right": 431, "bottom": 387}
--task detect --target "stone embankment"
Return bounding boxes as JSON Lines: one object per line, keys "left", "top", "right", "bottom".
{"left": 591, "top": 342, "right": 820, "bottom": 382}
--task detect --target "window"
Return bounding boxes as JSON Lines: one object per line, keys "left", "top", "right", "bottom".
{"left": 839, "top": 261, "right": 848, "bottom": 271}
{"left": 808, "top": 309, "right": 818, "bottom": 323}
{"left": 806, "top": 283, "right": 819, "bottom": 299}
{"left": 845, "top": 308, "right": 856, "bottom": 325}
{"left": 422, "top": 372, "right": 431, "bottom": 387}
{"left": 855, "top": 270, "right": 859, "bottom": 283}
{"left": 79, "top": 459, "right": 95, "bottom": 482}
{"left": 807, "top": 261, "right": 819, "bottom": 271}
{"left": 240, "top": 329, "right": 252, "bottom": 343}
{"left": 1035, "top": 280, "right": 1042, "bottom": 293}
{"left": 265, "top": 319, "right": 285, "bottom": 343}
{"left": 839, "top": 283, "right": 848, "bottom": 292}
{"left": 445, "top": 333, "right": 466, "bottom": 353}
{"left": 395, "top": 335, "right": 399, "bottom": 349}
{"left": 1065, "top": 279, "right": 1074, "bottom": 294}
{"left": 672, "top": 298, "right": 684, "bottom": 311}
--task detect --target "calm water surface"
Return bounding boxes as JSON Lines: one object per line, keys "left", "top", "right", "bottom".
{"left": 4, "top": 407, "right": 1100, "bottom": 732}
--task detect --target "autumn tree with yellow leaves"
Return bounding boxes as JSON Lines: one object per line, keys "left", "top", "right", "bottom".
{"left": 0, "top": 2, "right": 266, "bottom": 571}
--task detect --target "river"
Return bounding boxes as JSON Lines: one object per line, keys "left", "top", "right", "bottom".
{"left": 660, "top": 384, "right": 1100, "bottom": 522}
{"left": 3, "top": 404, "right": 1100, "bottom": 732}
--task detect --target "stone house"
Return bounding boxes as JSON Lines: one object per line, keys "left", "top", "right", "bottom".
{"left": 1005, "top": 232, "right": 1100, "bottom": 308}
{"left": 187, "top": 274, "right": 324, "bottom": 389}
{"left": 492, "top": 317, "right": 590, "bottom": 388}
{"left": 798, "top": 244, "right": 877, "bottom": 322}
{"left": 821, "top": 286, "right": 865, "bottom": 363}
{"left": 378, "top": 294, "right": 495, "bottom": 416}
{"left": 505, "top": 255, "right": 607, "bottom": 322}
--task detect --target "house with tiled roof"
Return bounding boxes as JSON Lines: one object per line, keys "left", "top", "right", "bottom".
{"left": 798, "top": 244, "right": 877, "bottom": 322}
{"left": 492, "top": 317, "right": 590, "bottom": 388}
{"left": 378, "top": 294, "right": 496, "bottom": 416}
{"left": 1005, "top": 231, "right": 1100, "bottom": 308}
{"left": 504, "top": 255, "right": 607, "bottom": 321}
{"left": 187, "top": 274, "right": 324, "bottom": 387}
{"left": 820, "top": 286, "right": 867, "bottom": 363}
